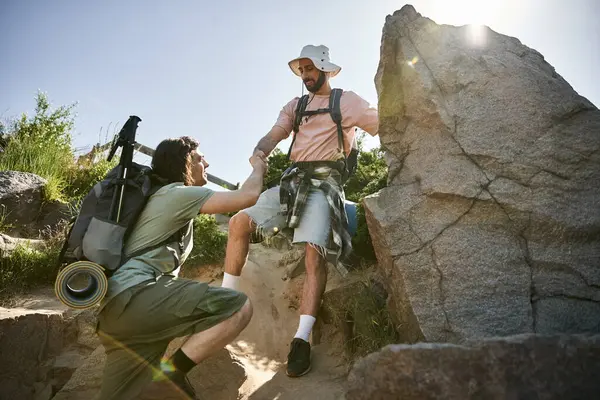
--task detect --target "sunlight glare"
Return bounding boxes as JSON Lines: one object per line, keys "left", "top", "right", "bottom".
{"left": 466, "top": 24, "right": 488, "bottom": 47}
{"left": 431, "top": 0, "right": 490, "bottom": 48}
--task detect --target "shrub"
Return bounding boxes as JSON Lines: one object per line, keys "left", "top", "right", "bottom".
{"left": 0, "top": 92, "right": 76, "bottom": 203}
{"left": 66, "top": 157, "right": 118, "bottom": 202}
{"left": 347, "top": 279, "right": 399, "bottom": 357}
{"left": 187, "top": 214, "right": 228, "bottom": 265}
{"left": 0, "top": 91, "right": 117, "bottom": 204}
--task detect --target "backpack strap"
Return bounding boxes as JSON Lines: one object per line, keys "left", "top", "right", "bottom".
{"left": 123, "top": 220, "right": 191, "bottom": 268}
{"left": 287, "top": 95, "right": 310, "bottom": 160}
{"left": 56, "top": 216, "right": 77, "bottom": 267}
{"left": 118, "top": 178, "right": 189, "bottom": 271}
{"left": 329, "top": 88, "right": 345, "bottom": 156}
{"left": 292, "top": 95, "right": 310, "bottom": 133}
{"left": 286, "top": 88, "right": 346, "bottom": 164}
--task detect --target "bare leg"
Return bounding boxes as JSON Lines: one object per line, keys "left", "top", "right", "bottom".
{"left": 299, "top": 244, "right": 328, "bottom": 317}
{"left": 223, "top": 212, "right": 255, "bottom": 276}
{"left": 180, "top": 299, "right": 253, "bottom": 363}
{"left": 286, "top": 244, "right": 327, "bottom": 377}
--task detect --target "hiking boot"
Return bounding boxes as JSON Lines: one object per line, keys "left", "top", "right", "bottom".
{"left": 165, "top": 370, "right": 198, "bottom": 399}
{"left": 286, "top": 338, "right": 311, "bottom": 377}
{"left": 147, "top": 369, "right": 199, "bottom": 400}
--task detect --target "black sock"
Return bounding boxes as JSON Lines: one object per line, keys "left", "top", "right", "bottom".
{"left": 169, "top": 348, "right": 196, "bottom": 375}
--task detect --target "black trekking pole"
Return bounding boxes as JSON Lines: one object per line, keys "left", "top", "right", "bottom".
{"left": 107, "top": 115, "right": 142, "bottom": 223}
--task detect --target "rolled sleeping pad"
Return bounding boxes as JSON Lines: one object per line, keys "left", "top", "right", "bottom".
{"left": 54, "top": 261, "right": 108, "bottom": 309}
{"left": 344, "top": 200, "right": 358, "bottom": 237}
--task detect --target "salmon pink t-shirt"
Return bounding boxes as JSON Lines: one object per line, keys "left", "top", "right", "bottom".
{"left": 273, "top": 90, "right": 378, "bottom": 162}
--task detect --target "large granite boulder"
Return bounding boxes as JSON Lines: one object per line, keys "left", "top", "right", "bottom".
{"left": 0, "top": 171, "right": 70, "bottom": 238}
{"left": 346, "top": 333, "right": 600, "bottom": 400}
{"left": 365, "top": 5, "right": 600, "bottom": 343}
{"left": 0, "top": 171, "right": 47, "bottom": 231}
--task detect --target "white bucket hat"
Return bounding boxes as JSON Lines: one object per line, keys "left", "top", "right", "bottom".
{"left": 288, "top": 44, "right": 342, "bottom": 78}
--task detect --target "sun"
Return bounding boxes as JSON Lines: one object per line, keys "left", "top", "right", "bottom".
{"left": 429, "top": 0, "right": 496, "bottom": 47}
{"left": 430, "top": 0, "right": 491, "bottom": 25}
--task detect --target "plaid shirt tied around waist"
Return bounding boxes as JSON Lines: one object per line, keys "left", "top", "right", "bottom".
{"left": 278, "top": 161, "right": 352, "bottom": 277}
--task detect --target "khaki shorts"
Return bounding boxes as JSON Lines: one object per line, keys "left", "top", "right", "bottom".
{"left": 96, "top": 276, "right": 247, "bottom": 400}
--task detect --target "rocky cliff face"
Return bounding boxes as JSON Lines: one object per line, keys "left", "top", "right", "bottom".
{"left": 365, "top": 4, "right": 600, "bottom": 344}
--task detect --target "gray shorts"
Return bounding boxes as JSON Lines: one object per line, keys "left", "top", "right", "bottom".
{"left": 243, "top": 186, "right": 332, "bottom": 249}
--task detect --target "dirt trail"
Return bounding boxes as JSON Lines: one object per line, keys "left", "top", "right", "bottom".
{"left": 187, "top": 242, "right": 349, "bottom": 399}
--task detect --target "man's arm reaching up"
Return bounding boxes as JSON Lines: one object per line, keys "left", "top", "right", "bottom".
{"left": 252, "top": 125, "right": 289, "bottom": 158}
{"left": 200, "top": 120, "right": 289, "bottom": 215}
{"left": 199, "top": 153, "right": 268, "bottom": 215}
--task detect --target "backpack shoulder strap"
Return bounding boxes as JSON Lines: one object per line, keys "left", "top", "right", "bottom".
{"left": 288, "top": 95, "right": 310, "bottom": 160}
{"left": 123, "top": 219, "right": 191, "bottom": 267}
{"left": 329, "top": 88, "right": 345, "bottom": 155}
{"left": 292, "top": 95, "right": 310, "bottom": 133}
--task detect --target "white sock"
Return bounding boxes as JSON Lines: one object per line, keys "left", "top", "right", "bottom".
{"left": 294, "top": 315, "right": 316, "bottom": 342}
{"left": 221, "top": 272, "right": 240, "bottom": 291}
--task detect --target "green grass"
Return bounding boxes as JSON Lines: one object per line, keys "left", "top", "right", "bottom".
{"left": 323, "top": 272, "right": 400, "bottom": 360}
{"left": 346, "top": 280, "right": 399, "bottom": 358}
{"left": 0, "top": 238, "right": 62, "bottom": 300}
{"left": 0, "top": 134, "right": 72, "bottom": 202}
{"left": 0, "top": 205, "right": 14, "bottom": 233}
{"left": 0, "top": 92, "right": 120, "bottom": 298}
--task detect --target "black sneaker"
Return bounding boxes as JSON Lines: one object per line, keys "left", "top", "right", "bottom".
{"left": 286, "top": 338, "right": 312, "bottom": 377}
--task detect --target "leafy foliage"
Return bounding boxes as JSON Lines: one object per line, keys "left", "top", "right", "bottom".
{"left": 343, "top": 138, "right": 388, "bottom": 203}
{"left": 344, "top": 135, "right": 388, "bottom": 261}
{"left": 188, "top": 214, "right": 229, "bottom": 265}
{"left": 67, "top": 157, "right": 117, "bottom": 201}
{"left": 0, "top": 92, "right": 118, "bottom": 295}
{"left": 262, "top": 147, "right": 290, "bottom": 190}
{"left": 0, "top": 92, "right": 117, "bottom": 203}
{"left": 0, "top": 92, "right": 76, "bottom": 202}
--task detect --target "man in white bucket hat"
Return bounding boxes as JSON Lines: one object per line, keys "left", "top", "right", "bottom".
{"left": 288, "top": 44, "right": 342, "bottom": 80}
{"left": 222, "top": 44, "right": 379, "bottom": 377}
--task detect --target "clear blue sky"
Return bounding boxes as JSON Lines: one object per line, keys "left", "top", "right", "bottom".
{"left": 1, "top": 0, "right": 598, "bottom": 190}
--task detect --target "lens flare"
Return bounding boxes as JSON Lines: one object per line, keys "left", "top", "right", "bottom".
{"left": 407, "top": 56, "right": 419, "bottom": 67}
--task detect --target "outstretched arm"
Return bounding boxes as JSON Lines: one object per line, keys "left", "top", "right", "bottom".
{"left": 345, "top": 91, "right": 379, "bottom": 136}
{"left": 199, "top": 154, "right": 268, "bottom": 215}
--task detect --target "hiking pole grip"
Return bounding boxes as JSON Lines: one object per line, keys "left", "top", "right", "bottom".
{"left": 109, "top": 116, "right": 142, "bottom": 222}
{"left": 116, "top": 116, "right": 141, "bottom": 222}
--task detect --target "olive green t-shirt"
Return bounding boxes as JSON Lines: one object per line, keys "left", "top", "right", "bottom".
{"left": 99, "top": 182, "right": 215, "bottom": 309}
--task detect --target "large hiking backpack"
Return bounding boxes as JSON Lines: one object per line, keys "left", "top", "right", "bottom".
{"left": 58, "top": 161, "right": 185, "bottom": 274}
{"left": 287, "top": 88, "right": 359, "bottom": 182}
{"left": 55, "top": 116, "right": 187, "bottom": 308}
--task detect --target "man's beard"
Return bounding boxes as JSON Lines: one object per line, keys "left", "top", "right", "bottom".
{"left": 304, "top": 71, "right": 326, "bottom": 93}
